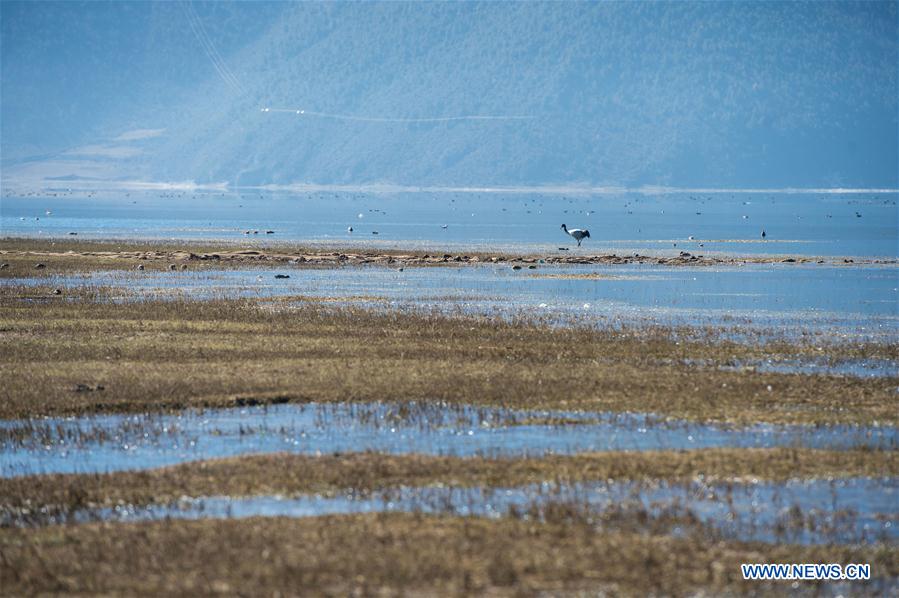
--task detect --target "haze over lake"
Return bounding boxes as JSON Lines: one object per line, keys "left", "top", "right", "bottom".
{"left": 2, "top": 2, "right": 896, "bottom": 191}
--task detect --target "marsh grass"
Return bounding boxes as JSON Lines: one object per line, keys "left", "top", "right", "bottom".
{"left": 1, "top": 282, "right": 896, "bottom": 423}
{"left": 2, "top": 238, "right": 898, "bottom": 596}
{"left": 1, "top": 449, "right": 895, "bottom": 519}
{"left": 9, "top": 481, "right": 891, "bottom": 547}
{"left": 0, "top": 416, "right": 181, "bottom": 449}
{"left": 1, "top": 513, "right": 896, "bottom": 595}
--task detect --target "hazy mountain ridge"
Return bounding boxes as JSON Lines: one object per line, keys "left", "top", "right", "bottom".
{"left": 2, "top": 2, "right": 897, "bottom": 188}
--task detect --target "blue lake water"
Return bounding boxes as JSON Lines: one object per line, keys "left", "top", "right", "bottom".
{"left": 2, "top": 402, "right": 895, "bottom": 477}
{"left": 2, "top": 190, "right": 897, "bottom": 257}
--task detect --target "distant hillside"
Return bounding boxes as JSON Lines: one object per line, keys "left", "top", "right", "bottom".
{"left": 3, "top": 2, "right": 897, "bottom": 188}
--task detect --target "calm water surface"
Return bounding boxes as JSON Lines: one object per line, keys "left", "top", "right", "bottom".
{"left": 3, "top": 190, "right": 896, "bottom": 257}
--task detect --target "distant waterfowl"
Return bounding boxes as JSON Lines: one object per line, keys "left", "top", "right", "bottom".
{"left": 761, "top": 229, "right": 766, "bottom": 239}
{"left": 347, "top": 226, "right": 353, "bottom": 233}
{"left": 560, "top": 224, "right": 590, "bottom": 246}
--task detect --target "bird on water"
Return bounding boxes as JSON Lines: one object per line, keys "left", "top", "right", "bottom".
{"left": 561, "top": 223, "right": 590, "bottom": 246}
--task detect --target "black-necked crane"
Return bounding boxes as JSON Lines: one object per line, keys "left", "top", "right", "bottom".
{"left": 561, "top": 223, "right": 590, "bottom": 246}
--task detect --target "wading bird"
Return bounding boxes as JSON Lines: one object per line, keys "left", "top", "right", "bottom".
{"left": 561, "top": 223, "right": 590, "bottom": 246}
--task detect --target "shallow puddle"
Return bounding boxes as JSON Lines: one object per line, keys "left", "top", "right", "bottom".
{"left": 2, "top": 402, "right": 895, "bottom": 477}
{"left": 729, "top": 358, "right": 898, "bottom": 378}
{"left": 679, "top": 356, "right": 899, "bottom": 379}
{"left": 9, "top": 478, "right": 896, "bottom": 546}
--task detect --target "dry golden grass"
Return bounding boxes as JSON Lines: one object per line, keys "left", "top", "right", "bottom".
{"left": 2, "top": 448, "right": 895, "bottom": 515}
{"left": 2, "top": 513, "right": 896, "bottom": 596}
{"left": 1, "top": 283, "right": 896, "bottom": 423}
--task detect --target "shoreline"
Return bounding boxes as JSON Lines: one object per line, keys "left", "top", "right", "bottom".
{"left": 2, "top": 237, "right": 896, "bottom": 270}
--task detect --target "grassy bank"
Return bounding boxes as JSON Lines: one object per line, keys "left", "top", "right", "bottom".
{"left": 1, "top": 283, "right": 896, "bottom": 423}
{"left": 2, "top": 513, "right": 896, "bottom": 595}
